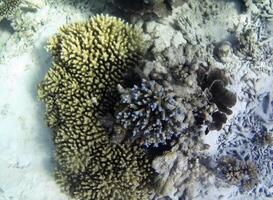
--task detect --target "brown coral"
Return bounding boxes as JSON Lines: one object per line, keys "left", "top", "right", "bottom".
{"left": 197, "top": 67, "right": 236, "bottom": 130}
{"left": 217, "top": 156, "right": 259, "bottom": 192}
{"left": 38, "top": 14, "right": 154, "bottom": 200}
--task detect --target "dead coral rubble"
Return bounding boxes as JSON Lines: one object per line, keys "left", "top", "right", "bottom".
{"left": 216, "top": 111, "right": 273, "bottom": 198}
{"left": 152, "top": 129, "right": 212, "bottom": 200}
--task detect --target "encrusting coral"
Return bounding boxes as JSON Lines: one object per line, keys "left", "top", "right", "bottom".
{"left": 0, "top": 0, "right": 22, "bottom": 21}
{"left": 38, "top": 14, "right": 154, "bottom": 200}
{"left": 114, "top": 79, "right": 187, "bottom": 147}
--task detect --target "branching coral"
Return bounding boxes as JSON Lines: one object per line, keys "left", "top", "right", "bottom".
{"left": 0, "top": 0, "right": 22, "bottom": 21}
{"left": 38, "top": 14, "right": 153, "bottom": 200}
{"left": 114, "top": 79, "right": 187, "bottom": 147}
{"left": 217, "top": 112, "right": 273, "bottom": 198}
{"left": 39, "top": 14, "right": 143, "bottom": 121}
{"left": 217, "top": 156, "right": 258, "bottom": 192}
{"left": 54, "top": 126, "right": 153, "bottom": 200}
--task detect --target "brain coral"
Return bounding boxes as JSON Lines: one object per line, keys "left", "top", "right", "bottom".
{"left": 38, "top": 14, "right": 153, "bottom": 200}
{"left": 115, "top": 79, "right": 187, "bottom": 147}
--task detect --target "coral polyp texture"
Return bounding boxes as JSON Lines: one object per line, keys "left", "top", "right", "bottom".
{"left": 38, "top": 14, "right": 153, "bottom": 200}
{"left": 55, "top": 136, "right": 153, "bottom": 200}
{"left": 217, "top": 156, "right": 258, "bottom": 192}
{"left": 43, "top": 14, "right": 142, "bottom": 115}
{"left": 0, "top": 0, "right": 21, "bottom": 21}
{"left": 115, "top": 79, "right": 187, "bottom": 147}
{"left": 215, "top": 108, "right": 273, "bottom": 198}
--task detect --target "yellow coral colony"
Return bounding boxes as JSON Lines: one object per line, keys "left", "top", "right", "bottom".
{"left": 38, "top": 14, "right": 153, "bottom": 200}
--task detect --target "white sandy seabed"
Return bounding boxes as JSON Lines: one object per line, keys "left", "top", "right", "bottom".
{"left": 0, "top": 0, "right": 272, "bottom": 200}
{"left": 0, "top": 1, "right": 95, "bottom": 199}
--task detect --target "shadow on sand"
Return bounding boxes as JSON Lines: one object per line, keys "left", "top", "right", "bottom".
{"left": 31, "top": 38, "right": 56, "bottom": 176}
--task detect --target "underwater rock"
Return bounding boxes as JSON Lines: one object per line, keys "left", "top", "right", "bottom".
{"left": 152, "top": 135, "right": 212, "bottom": 200}
{"left": 215, "top": 41, "right": 233, "bottom": 63}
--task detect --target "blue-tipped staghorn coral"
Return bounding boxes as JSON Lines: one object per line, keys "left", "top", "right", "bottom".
{"left": 115, "top": 79, "right": 187, "bottom": 147}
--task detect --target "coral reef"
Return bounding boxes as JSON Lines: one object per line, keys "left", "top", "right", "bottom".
{"left": 114, "top": 79, "right": 187, "bottom": 147}
{"left": 0, "top": 0, "right": 21, "bottom": 21}
{"left": 217, "top": 156, "right": 258, "bottom": 192}
{"left": 196, "top": 67, "right": 236, "bottom": 130}
{"left": 38, "top": 14, "right": 154, "bottom": 200}
{"left": 241, "top": 0, "right": 273, "bottom": 19}
{"left": 1, "top": 0, "right": 273, "bottom": 199}
{"left": 216, "top": 111, "right": 273, "bottom": 198}
{"left": 136, "top": 1, "right": 242, "bottom": 197}
{"left": 111, "top": 0, "right": 182, "bottom": 20}
{"left": 152, "top": 129, "right": 212, "bottom": 200}
{"left": 40, "top": 14, "right": 143, "bottom": 118}
{"left": 153, "top": 44, "right": 236, "bottom": 132}
{"left": 197, "top": 67, "right": 236, "bottom": 115}
{"left": 55, "top": 132, "right": 153, "bottom": 200}
{"left": 232, "top": 2, "right": 273, "bottom": 62}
